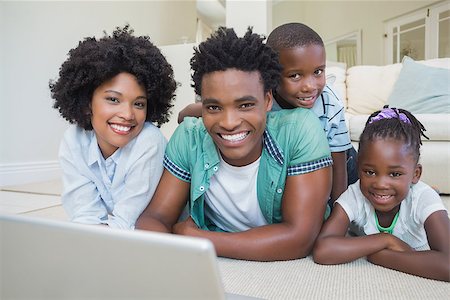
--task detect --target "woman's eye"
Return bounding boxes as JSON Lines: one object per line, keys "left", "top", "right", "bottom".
{"left": 134, "top": 102, "right": 146, "bottom": 109}
{"left": 106, "top": 97, "right": 119, "bottom": 103}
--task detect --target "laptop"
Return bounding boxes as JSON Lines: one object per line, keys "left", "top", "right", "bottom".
{"left": 0, "top": 214, "right": 259, "bottom": 299}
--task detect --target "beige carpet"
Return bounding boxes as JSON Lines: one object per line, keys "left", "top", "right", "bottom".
{"left": 2, "top": 180, "right": 449, "bottom": 299}
{"left": 218, "top": 257, "right": 449, "bottom": 299}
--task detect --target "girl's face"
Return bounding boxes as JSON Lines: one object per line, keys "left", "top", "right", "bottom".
{"left": 90, "top": 72, "right": 147, "bottom": 158}
{"left": 358, "top": 138, "right": 422, "bottom": 213}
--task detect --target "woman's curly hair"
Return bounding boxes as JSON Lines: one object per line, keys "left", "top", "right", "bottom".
{"left": 50, "top": 25, "right": 176, "bottom": 130}
{"left": 190, "top": 27, "right": 282, "bottom": 95}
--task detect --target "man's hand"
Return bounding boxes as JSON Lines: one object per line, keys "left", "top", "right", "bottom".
{"left": 173, "top": 216, "right": 199, "bottom": 235}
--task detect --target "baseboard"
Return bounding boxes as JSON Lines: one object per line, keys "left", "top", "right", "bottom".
{"left": 0, "top": 161, "right": 62, "bottom": 187}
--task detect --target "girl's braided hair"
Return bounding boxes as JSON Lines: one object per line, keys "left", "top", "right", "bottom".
{"left": 359, "top": 105, "right": 429, "bottom": 162}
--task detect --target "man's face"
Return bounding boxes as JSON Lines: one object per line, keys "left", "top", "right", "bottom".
{"left": 276, "top": 44, "right": 326, "bottom": 109}
{"left": 201, "top": 69, "right": 272, "bottom": 166}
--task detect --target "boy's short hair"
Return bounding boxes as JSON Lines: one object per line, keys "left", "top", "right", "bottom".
{"left": 50, "top": 25, "right": 176, "bottom": 130}
{"left": 190, "top": 27, "right": 282, "bottom": 95}
{"left": 267, "top": 23, "right": 324, "bottom": 51}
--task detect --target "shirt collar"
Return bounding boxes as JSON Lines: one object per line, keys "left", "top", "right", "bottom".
{"left": 203, "top": 126, "right": 220, "bottom": 167}
{"left": 106, "top": 148, "right": 121, "bottom": 165}
{"left": 87, "top": 133, "right": 122, "bottom": 166}
{"left": 263, "top": 130, "right": 284, "bottom": 166}
{"left": 88, "top": 132, "right": 99, "bottom": 166}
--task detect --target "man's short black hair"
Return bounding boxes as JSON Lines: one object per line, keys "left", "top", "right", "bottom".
{"left": 190, "top": 27, "right": 282, "bottom": 95}
{"left": 50, "top": 25, "right": 176, "bottom": 130}
{"left": 267, "top": 22, "right": 324, "bottom": 52}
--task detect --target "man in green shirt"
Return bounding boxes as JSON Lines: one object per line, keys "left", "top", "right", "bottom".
{"left": 137, "top": 27, "right": 332, "bottom": 261}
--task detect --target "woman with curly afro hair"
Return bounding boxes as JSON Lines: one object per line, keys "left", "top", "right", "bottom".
{"left": 50, "top": 25, "right": 176, "bottom": 230}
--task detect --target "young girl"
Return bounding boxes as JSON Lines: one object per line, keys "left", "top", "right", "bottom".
{"left": 313, "top": 107, "right": 450, "bottom": 282}
{"left": 50, "top": 25, "right": 176, "bottom": 230}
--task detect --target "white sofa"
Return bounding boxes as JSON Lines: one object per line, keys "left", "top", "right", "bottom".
{"left": 328, "top": 58, "right": 450, "bottom": 194}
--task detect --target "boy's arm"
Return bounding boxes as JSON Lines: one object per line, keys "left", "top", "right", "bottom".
{"left": 136, "top": 170, "right": 190, "bottom": 232}
{"left": 330, "top": 151, "right": 347, "bottom": 202}
{"left": 174, "top": 166, "right": 332, "bottom": 261}
{"left": 367, "top": 210, "right": 450, "bottom": 282}
{"left": 177, "top": 102, "right": 202, "bottom": 123}
{"left": 313, "top": 204, "right": 412, "bottom": 264}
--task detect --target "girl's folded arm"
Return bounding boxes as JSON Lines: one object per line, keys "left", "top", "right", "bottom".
{"left": 313, "top": 204, "right": 411, "bottom": 264}
{"left": 367, "top": 210, "right": 450, "bottom": 282}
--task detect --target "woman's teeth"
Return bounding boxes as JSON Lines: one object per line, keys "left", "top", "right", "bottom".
{"left": 110, "top": 124, "right": 131, "bottom": 132}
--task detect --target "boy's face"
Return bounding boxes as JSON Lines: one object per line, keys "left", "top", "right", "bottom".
{"left": 358, "top": 138, "right": 421, "bottom": 214}
{"left": 90, "top": 72, "right": 147, "bottom": 158}
{"left": 276, "top": 44, "right": 326, "bottom": 109}
{"left": 201, "top": 69, "right": 272, "bottom": 167}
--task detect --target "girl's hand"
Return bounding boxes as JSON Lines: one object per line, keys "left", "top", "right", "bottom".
{"left": 173, "top": 216, "right": 199, "bottom": 235}
{"left": 385, "top": 234, "right": 414, "bottom": 252}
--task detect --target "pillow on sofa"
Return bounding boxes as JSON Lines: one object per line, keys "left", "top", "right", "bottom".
{"left": 388, "top": 56, "right": 450, "bottom": 113}
{"left": 346, "top": 63, "right": 402, "bottom": 115}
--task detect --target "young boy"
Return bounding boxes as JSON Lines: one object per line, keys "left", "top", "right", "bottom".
{"left": 137, "top": 27, "right": 333, "bottom": 261}
{"left": 179, "top": 23, "right": 357, "bottom": 204}
{"left": 267, "top": 22, "right": 357, "bottom": 204}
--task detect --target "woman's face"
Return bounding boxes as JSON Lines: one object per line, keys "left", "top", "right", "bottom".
{"left": 90, "top": 72, "right": 147, "bottom": 158}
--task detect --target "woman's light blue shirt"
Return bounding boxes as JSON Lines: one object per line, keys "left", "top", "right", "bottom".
{"left": 59, "top": 123, "right": 166, "bottom": 229}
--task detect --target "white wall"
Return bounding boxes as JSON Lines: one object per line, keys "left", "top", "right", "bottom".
{"left": 0, "top": 1, "right": 196, "bottom": 186}
{"left": 226, "top": 0, "right": 272, "bottom": 36}
{"left": 272, "top": 0, "right": 438, "bottom": 66}
{"left": 159, "top": 43, "right": 196, "bottom": 140}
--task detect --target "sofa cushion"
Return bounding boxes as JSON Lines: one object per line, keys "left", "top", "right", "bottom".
{"left": 346, "top": 57, "right": 450, "bottom": 115}
{"left": 326, "top": 64, "right": 347, "bottom": 107}
{"left": 388, "top": 57, "right": 450, "bottom": 113}
{"left": 348, "top": 114, "right": 450, "bottom": 142}
{"left": 346, "top": 64, "right": 402, "bottom": 115}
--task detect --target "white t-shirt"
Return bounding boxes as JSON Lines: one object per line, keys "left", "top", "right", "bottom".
{"left": 336, "top": 180, "right": 447, "bottom": 250}
{"left": 204, "top": 156, "right": 268, "bottom": 232}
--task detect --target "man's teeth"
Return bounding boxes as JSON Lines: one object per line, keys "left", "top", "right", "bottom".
{"left": 221, "top": 132, "right": 248, "bottom": 142}
{"left": 110, "top": 124, "right": 131, "bottom": 132}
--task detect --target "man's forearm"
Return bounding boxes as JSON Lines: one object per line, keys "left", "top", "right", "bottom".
{"left": 181, "top": 222, "right": 317, "bottom": 261}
